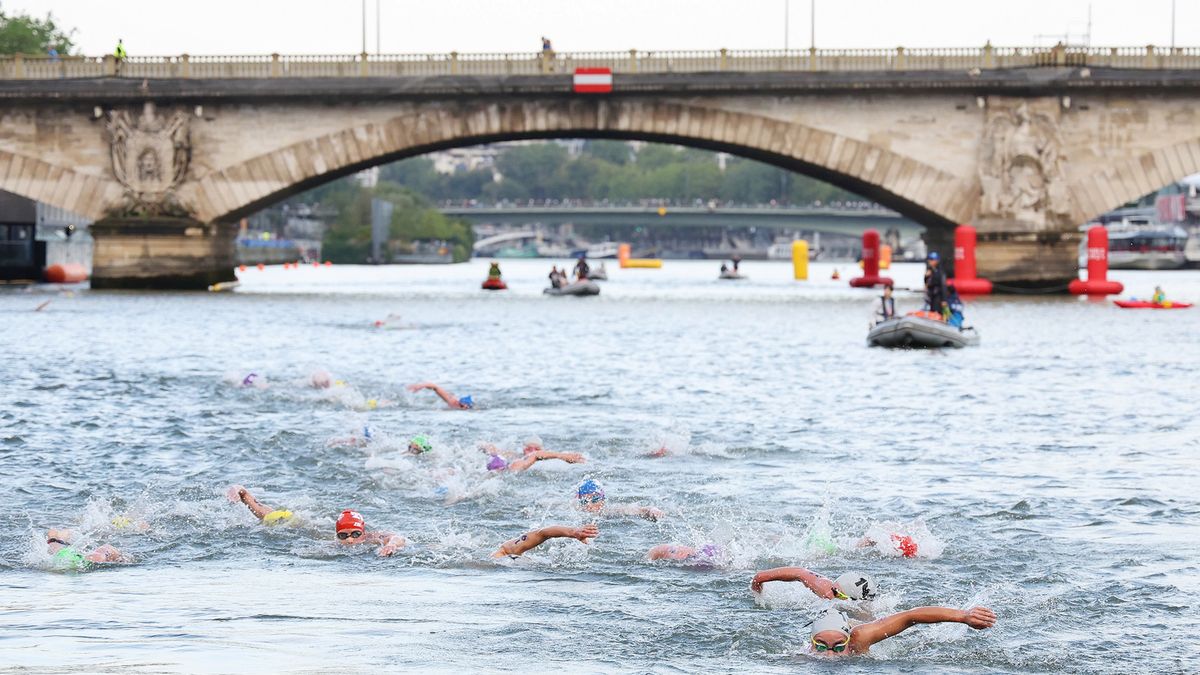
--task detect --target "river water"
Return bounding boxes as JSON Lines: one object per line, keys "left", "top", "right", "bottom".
{"left": 1, "top": 260, "right": 1198, "bottom": 673}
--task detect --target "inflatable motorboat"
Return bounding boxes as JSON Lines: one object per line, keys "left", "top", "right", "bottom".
{"left": 1113, "top": 299, "right": 1191, "bottom": 309}
{"left": 718, "top": 271, "right": 747, "bottom": 280}
{"left": 543, "top": 280, "right": 600, "bottom": 296}
{"left": 587, "top": 268, "right": 608, "bottom": 281}
{"left": 868, "top": 313, "right": 979, "bottom": 349}
{"left": 481, "top": 278, "right": 507, "bottom": 291}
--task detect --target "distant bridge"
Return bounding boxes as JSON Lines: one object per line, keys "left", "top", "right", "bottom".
{"left": 443, "top": 205, "right": 919, "bottom": 237}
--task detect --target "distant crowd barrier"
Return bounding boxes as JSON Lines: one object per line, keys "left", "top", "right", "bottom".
{"left": 2, "top": 45, "right": 1199, "bottom": 79}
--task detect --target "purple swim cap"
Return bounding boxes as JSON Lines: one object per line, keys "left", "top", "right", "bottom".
{"left": 486, "top": 455, "right": 508, "bottom": 471}
{"left": 698, "top": 543, "right": 721, "bottom": 559}
{"left": 242, "top": 373, "right": 258, "bottom": 387}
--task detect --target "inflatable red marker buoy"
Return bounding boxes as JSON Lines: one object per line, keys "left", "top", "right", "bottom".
{"left": 849, "top": 229, "right": 893, "bottom": 288}
{"left": 1068, "top": 226, "right": 1123, "bottom": 296}
{"left": 891, "top": 533, "right": 918, "bottom": 558}
{"left": 948, "top": 224, "right": 992, "bottom": 295}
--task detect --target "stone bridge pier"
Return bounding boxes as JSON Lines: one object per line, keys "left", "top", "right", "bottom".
{"left": 1, "top": 66, "right": 1198, "bottom": 290}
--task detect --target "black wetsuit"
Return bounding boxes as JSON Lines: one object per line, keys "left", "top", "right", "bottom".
{"left": 878, "top": 296, "right": 895, "bottom": 320}
{"left": 574, "top": 259, "right": 590, "bottom": 279}
{"left": 925, "top": 264, "right": 947, "bottom": 312}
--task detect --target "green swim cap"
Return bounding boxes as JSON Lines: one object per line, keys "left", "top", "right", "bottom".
{"left": 409, "top": 435, "right": 433, "bottom": 454}
{"left": 53, "top": 546, "right": 91, "bottom": 571}
{"left": 262, "top": 509, "right": 294, "bottom": 525}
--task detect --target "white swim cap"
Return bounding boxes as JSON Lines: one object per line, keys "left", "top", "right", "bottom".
{"left": 833, "top": 572, "right": 878, "bottom": 600}
{"left": 809, "top": 608, "right": 851, "bottom": 638}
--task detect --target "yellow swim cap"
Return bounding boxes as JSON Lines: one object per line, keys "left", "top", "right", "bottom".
{"left": 111, "top": 516, "right": 133, "bottom": 529}
{"left": 334, "top": 380, "right": 347, "bottom": 387}
{"left": 262, "top": 510, "right": 293, "bottom": 525}
{"left": 366, "top": 399, "right": 378, "bottom": 410}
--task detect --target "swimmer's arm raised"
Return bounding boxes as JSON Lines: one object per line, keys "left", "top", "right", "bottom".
{"left": 506, "top": 451, "right": 586, "bottom": 472}
{"left": 492, "top": 524, "right": 599, "bottom": 558}
{"left": 850, "top": 606, "right": 996, "bottom": 651}
{"left": 227, "top": 485, "right": 273, "bottom": 520}
{"left": 407, "top": 382, "right": 458, "bottom": 407}
{"left": 749, "top": 567, "right": 834, "bottom": 597}
{"left": 371, "top": 532, "right": 407, "bottom": 556}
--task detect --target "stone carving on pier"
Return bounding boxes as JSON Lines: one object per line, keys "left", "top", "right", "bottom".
{"left": 106, "top": 102, "right": 191, "bottom": 216}
{"left": 978, "top": 100, "right": 1071, "bottom": 229}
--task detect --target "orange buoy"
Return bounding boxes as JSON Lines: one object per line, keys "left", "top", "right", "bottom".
{"left": 43, "top": 263, "right": 88, "bottom": 284}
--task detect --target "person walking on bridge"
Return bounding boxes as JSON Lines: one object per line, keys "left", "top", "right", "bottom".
{"left": 113, "top": 39, "right": 127, "bottom": 75}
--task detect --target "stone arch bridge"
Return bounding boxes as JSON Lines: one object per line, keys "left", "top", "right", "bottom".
{"left": 2, "top": 52, "right": 1199, "bottom": 288}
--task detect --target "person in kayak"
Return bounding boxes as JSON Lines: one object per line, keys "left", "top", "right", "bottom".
{"left": 806, "top": 605, "right": 995, "bottom": 656}
{"left": 573, "top": 255, "right": 590, "bottom": 281}
{"left": 924, "top": 251, "right": 948, "bottom": 316}
{"left": 45, "top": 528, "right": 128, "bottom": 570}
{"left": 407, "top": 382, "right": 474, "bottom": 410}
{"left": 877, "top": 284, "right": 896, "bottom": 321}
{"left": 487, "top": 261, "right": 503, "bottom": 281}
{"left": 1152, "top": 285, "right": 1166, "bottom": 304}
{"left": 575, "top": 479, "right": 664, "bottom": 521}
{"left": 492, "top": 523, "right": 598, "bottom": 559}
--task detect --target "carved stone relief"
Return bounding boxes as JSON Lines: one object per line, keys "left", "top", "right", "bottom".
{"left": 978, "top": 99, "right": 1071, "bottom": 229}
{"left": 106, "top": 102, "right": 191, "bottom": 216}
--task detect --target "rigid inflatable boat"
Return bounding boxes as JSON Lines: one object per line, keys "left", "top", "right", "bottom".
{"left": 868, "top": 313, "right": 979, "bottom": 349}
{"left": 543, "top": 280, "right": 600, "bottom": 296}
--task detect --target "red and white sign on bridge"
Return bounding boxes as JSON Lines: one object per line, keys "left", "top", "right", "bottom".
{"left": 573, "top": 68, "right": 613, "bottom": 93}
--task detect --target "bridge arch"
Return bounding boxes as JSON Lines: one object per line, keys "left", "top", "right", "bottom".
{"left": 183, "top": 100, "right": 971, "bottom": 232}
{"left": 1067, "top": 137, "right": 1200, "bottom": 223}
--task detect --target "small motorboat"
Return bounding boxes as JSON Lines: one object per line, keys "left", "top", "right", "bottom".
{"left": 868, "top": 312, "right": 979, "bottom": 349}
{"left": 1114, "top": 299, "right": 1191, "bottom": 309}
{"left": 588, "top": 265, "right": 608, "bottom": 281}
{"left": 718, "top": 270, "right": 747, "bottom": 280}
{"left": 543, "top": 280, "right": 600, "bottom": 297}
{"left": 481, "top": 278, "right": 507, "bottom": 291}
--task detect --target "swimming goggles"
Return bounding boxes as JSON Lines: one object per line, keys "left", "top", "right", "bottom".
{"left": 336, "top": 530, "right": 363, "bottom": 540}
{"left": 577, "top": 493, "right": 605, "bottom": 504}
{"left": 833, "top": 588, "right": 851, "bottom": 601}
{"left": 811, "top": 636, "right": 850, "bottom": 653}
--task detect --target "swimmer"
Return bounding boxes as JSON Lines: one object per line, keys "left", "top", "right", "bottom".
{"left": 647, "top": 543, "right": 722, "bottom": 565}
{"left": 308, "top": 369, "right": 333, "bottom": 389}
{"left": 328, "top": 425, "right": 375, "bottom": 448}
{"left": 406, "top": 382, "right": 474, "bottom": 410}
{"left": 858, "top": 532, "right": 919, "bottom": 558}
{"left": 485, "top": 447, "right": 585, "bottom": 473}
{"left": 227, "top": 485, "right": 295, "bottom": 525}
{"left": 408, "top": 435, "right": 433, "bottom": 455}
{"left": 239, "top": 372, "right": 267, "bottom": 388}
{"left": 806, "top": 605, "right": 996, "bottom": 656}
{"left": 45, "top": 528, "right": 128, "bottom": 570}
{"left": 575, "top": 479, "right": 664, "bottom": 521}
{"left": 750, "top": 566, "right": 878, "bottom": 600}
{"left": 492, "top": 524, "right": 599, "bottom": 559}
{"left": 334, "top": 509, "right": 406, "bottom": 557}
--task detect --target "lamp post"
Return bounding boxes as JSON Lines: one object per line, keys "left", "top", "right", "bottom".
{"left": 361, "top": 0, "right": 367, "bottom": 54}
{"left": 376, "top": 0, "right": 382, "bottom": 55}
{"left": 784, "top": 0, "right": 789, "bottom": 50}
{"left": 811, "top": 0, "right": 815, "bottom": 50}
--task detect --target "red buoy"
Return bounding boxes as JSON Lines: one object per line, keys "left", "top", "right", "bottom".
{"left": 43, "top": 263, "right": 88, "bottom": 283}
{"left": 1068, "top": 226, "right": 1123, "bottom": 296}
{"left": 849, "top": 229, "right": 893, "bottom": 288}
{"left": 947, "top": 224, "right": 992, "bottom": 295}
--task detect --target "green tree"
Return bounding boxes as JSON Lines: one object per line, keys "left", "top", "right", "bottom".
{"left": 0, "top": 11, "right": 74, "bottom": 55}
{"left": 495, "top": 144, "right": 569, "bottom": 200}
{"left": 582, "top": 140, "right": 631, "bottom": 165}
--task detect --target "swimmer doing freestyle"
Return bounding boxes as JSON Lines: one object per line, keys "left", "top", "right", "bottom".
{"left": 751, "top": 566, "right": 878, "bottom": 601}
{"left": 805, "top": 605, "right": 996, "bottom": 656}
{"left": 480, "top": 441, "right": 585, "bottom": 472}
{"left": 45, "top": 528, "right": 128, "bottom": 570}
{"left": 492, "top": 524, "right": 599, "bottom": 559}
{"left": 407, "top": 382, "right": 474, "bottom": 410}
{"left": 228, "top": 486, "right": 406, "bottom": 556}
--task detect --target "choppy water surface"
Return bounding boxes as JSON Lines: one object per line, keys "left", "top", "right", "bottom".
{"left": 2, "top": 260, "right": 1198, "bottom": 674}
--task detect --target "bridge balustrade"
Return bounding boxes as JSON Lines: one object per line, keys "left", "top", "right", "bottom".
{"left": 1, "top": 46, "right": 1199, "bottom": 80}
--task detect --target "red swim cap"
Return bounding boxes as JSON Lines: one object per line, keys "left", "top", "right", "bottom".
{"left": 336, "top": 510, "right": 365, "bottom": 532}
{"left": 891, "top": 533, "right": 918, "bottom": 558}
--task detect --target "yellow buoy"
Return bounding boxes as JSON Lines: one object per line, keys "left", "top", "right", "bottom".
{"left": 791, "top": 240, "right": 809, "bottom": 280}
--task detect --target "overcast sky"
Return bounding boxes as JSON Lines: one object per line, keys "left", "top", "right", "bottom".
{"left": 8, "top": 0, "right": 1196, "bottom": 56}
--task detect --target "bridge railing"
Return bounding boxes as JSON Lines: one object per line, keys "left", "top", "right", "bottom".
{"left": 2, "top": 45, "right": 1199, "bottom": 79}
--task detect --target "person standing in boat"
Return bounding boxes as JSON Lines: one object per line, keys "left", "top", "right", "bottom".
{"left": 923, "top": 251, "right": 948, "bottom": 316}
{"left": 731, "top": 254, "right": 742, "bottom": 272}
{"left": 877, "top": 284, "right": 895, "bottom": 321}
{"left": 573, "top": 255, "right": 590, "bottom": 281}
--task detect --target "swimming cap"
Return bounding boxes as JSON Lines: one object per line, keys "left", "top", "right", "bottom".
{"left": 110, "top": 516, "right": 133, "bottom": 529}
{"left": 809, "top": 608, "right": 852, "bottom": 638}
{"left": 891, "top": 533, "right": 918, "bottom": 558}
{"left": 458, "top": 395, "right": 474, "bottom": 409}
{"left": 242, "top": 373, "right": 258, "bottom": 387}
{"left": 336, "top": 510, "right": 364, "bottom": 532}
{"left": 53, "top": 546, "right": 90, "bottom": 571}
{"left": 263, "top": 509, "right": 293, "bottom": 526}
{"left": 576, "top": 479, "right": 605, "bottom": 501}
{"left": 486, "top": 455, "right": 508, "bottom": 471}
{"left": 926, "top": 251, "right": 940, "bottom": 261}
{"left": 697, "top": 543, "right": 721, "bottom": 559}
{"left": 362, "top": 426, "right": 373, "bottom": 440}
{"left": 833, "top": 572, "right": 878, "bottom": 600}
{"left": 409, "top": 435, "right": 432, "bottom": 454}
{"left": 366, "top": 399, "right": 378, "bottom": 410}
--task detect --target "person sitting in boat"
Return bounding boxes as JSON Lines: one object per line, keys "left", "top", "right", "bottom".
{"left": 487, "top": 261, "right": 503, "bottom": 281}
{"left": 877, "top": 284, "right": 895, "bottom": 321}
{"left": 548, "top": 266, "right": 564, "bottom": 289}
{"left": 573, "top": 255, "right": 590, "bottom": 281}
{"left": 923, "top": 251, "right": 947, "bottom": 314}
{"left": 946, "top": 287, "right": 965, "bottom": 328}
{"left": 1152, "top": 285, "right": 1166, "bottom": 304}
{"left": 407, "top": 382, "right": 474, "bottom": 410}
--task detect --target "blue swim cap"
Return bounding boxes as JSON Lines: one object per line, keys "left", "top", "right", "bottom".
{"left": 576, "top": 479, "right": 605, "bottom": 501}
{"left": 927, "top": 251, "right": 940, "bottom": 261}
{"left": 458, "top": 395, "right": 474, "bottom": 409}
{"left": 362, "top": 426, "right": 373, "bottom": 440}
